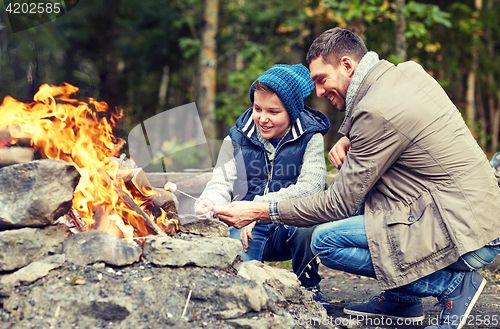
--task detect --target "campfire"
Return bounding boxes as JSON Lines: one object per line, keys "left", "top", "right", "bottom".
{"left": 0, "top": 83, "right": 178, "bottom": 242}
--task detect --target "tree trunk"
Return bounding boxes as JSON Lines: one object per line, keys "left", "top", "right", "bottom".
{"left": 197, "top": 0, "right": 219, "bottom": 142}
{"left": 465, "top": 61, "right": 477, "bottom": 138}
{"left": 310, "top": 95, "right": 335, "bottom": 150}
{"left": 487, "top": 0, "right": 499, "bottom": 152}
{"left": 476, "top": 83, "right": 487, "bottom": 149}
{"left": 394, "top": 0, "right": 407, "bottom": 61}
{"left": 157, "top": 66, "right": 170, "bottom": 114}
{"left": 491, "top": 86, "right": 500, "bottom": 153}
{"left": 465, "top": 0, "right": 482, "bottom": 138}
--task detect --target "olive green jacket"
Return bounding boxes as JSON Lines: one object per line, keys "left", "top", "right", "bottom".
{"left": 278, "top": 60, "right": 500, "bottom": 289}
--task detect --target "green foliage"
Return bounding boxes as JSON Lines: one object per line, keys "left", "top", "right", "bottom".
{"left": 323, "top": 0, "right": 393, "bottom": 24}
{"left": 178, "top": 38, "right": 201, "bottom": 60}
{"left": 265, "top": 260, "right": 293, "bottom": 270}
{"left": 216, "top": 45, "right": 274, "bottom": 125}
{"left": 406, "top": 1, "right": 452, "bottom": 37}
{"left": 214, "top": 0, "right": 316, "bottom": 127}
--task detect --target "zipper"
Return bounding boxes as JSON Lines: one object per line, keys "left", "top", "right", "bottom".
{"left": 264, "top": 155, "right": 272, "bottom": 195}
{"left": 262, "top": 127, "right": 309, "bottom": 195}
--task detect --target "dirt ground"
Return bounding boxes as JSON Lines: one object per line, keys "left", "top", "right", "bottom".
{"left": 318, "top": 265, "right": 500, "bottom": 329}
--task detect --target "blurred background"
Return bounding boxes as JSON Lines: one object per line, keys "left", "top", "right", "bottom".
{"left": 1, "top": 0, "right": 499, "bottom": 171}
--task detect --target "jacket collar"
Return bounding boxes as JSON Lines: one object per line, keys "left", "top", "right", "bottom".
{"left": 345, "top": 51, "right": 380, "bottom": 116}
{"left": 241, "top": 114, "right": 302, "bottom": 146}
{"left": 236, "top": 105, "right": 329, "bottom": 155}
{"left": 338, "top": 60, "right": 395, "bottom": 136}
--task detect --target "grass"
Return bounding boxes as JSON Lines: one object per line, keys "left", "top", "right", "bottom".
{"left": 264, "top": 260, "right": 293, "bottom": 270}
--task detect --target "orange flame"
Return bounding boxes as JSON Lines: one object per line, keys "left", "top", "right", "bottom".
{"left": 0, "top": 83, "right": 177, "bottom": 240}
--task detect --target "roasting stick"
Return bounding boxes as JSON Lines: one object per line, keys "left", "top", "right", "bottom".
{"left": 176, "top": 188, "right": 198, "bottom": 201}
{"left": 168, "top": 185, "right": 217, "bottom": 219}
{"left": 165, "top": 182, "right": 217, "bottom": 218}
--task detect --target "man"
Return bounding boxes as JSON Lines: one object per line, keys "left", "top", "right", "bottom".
{"left": 214, "top": 28, "right": 500, "bottom": 329}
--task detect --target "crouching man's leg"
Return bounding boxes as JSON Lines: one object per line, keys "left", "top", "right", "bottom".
{"left": 311, "top": 214, "right": 500, "bottom": 328}
{"left": 311, "top": 215, "right": 424, "bottom": 321}
{"left": 397, "top": 246, "right": 499, "bottom": 329}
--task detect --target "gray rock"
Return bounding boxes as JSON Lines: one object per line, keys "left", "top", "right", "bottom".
{"left": 226, "top": 314, "right": 294, "bottom": 329}
{"left": 1, "top": 254, "right": 65, "bottom": 285}
{"left": 235, "top": 260, "right": 301, "bottom": 303}
{"left": 178, "top": 215, "right": 229, "bottom": 237}
{"left": 185, "top": 277, "right": 270, "bottom": 319}
{"left": 0, "top": 224, "right": 71, "bottom": 271}
{"left": 0, "top": 159, "right": 80, "bottom": 229}
{"left": 213, "top": 282, "right": 269, "bottom": 319}
{"left": 142, "top": 235, "right": 241, "bottom": 268}
{"left": 63, "top": 230, "right": 141, "bottom": 266}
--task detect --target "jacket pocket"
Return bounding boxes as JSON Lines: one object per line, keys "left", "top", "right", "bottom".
{"left": 385, "top": 193, "right": 452, "bottom": 271}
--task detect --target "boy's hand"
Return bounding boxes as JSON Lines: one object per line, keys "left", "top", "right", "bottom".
{"left": 240, "top": 222, "right": 256, "bottom": 252}
{"left": 195, "top": 198, "right": 215, "bottom": 218}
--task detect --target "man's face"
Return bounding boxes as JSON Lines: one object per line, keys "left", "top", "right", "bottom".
{"left": 309, "top": 55, "right": 353, "bottom": 112}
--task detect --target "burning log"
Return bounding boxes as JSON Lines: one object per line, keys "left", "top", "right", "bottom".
{"left": 0, "top": 147, "right": 34, "bottom": 167}
{"left": 113, "top": 183, "right": 167, "bottom": 236}
{"left": 96, "top": 168, "right": 167, "bottom": 236}
{"left": 127, "top": 168, "right": 178, "bottom": 214}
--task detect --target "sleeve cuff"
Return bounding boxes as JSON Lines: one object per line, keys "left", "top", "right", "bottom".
{"left": 269, "top": 202, "right": 284, "bottom": 226}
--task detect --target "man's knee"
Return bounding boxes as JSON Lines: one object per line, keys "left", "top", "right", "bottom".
{"left": 311, "top": 225, "right": 327, "bottom": 255}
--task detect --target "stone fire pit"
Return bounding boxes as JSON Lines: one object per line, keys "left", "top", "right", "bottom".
{"left": 0, "top": 160, "right": 329, "bottom": 329}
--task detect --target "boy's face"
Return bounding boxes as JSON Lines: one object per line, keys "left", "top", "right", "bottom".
{"left": 252, "top": 91, "right": 290, "bottom": 140}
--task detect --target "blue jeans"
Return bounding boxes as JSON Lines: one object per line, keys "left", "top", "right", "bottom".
{"left": 230, "top": 222, "right": 321, "bottom": 288}
{"left": 311, "top": 215, "right": 500, "bottom": 302}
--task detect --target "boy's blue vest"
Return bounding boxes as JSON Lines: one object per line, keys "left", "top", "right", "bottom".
{"left": 228, "top": 105, "right": 330, "bottom": 201}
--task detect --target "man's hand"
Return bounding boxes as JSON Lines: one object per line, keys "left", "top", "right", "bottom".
{"left": 195, "top": 198, "right": 215, "bottom": 218}
{"left": 240, "top": 221, "right": 256, "bottom": 252}
{"left": 328, "top": 136, "right": 351, "bottom": 169}
{"left": 214, "top": 201, "right": 270, "bottom": 229}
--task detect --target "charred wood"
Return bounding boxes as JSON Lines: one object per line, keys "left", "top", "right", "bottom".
{"left": 97, "top": 169, "right": 167, "bottom": 236}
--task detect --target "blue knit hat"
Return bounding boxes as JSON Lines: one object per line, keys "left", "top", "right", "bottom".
{"left": 249, "top": 64, "right": 314, "bottom": 123}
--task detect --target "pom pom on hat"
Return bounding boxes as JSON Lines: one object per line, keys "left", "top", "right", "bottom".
{"left": 249, "top": 64, "right": 314, "bottom": 123}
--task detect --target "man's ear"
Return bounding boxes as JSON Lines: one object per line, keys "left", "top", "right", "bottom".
{"left": 340, "top": 56, "right": 358, "bottom": 78}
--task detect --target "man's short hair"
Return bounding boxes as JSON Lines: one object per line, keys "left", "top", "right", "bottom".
{"left": 306, "top": 27, "right": 368, "bottom": 66}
